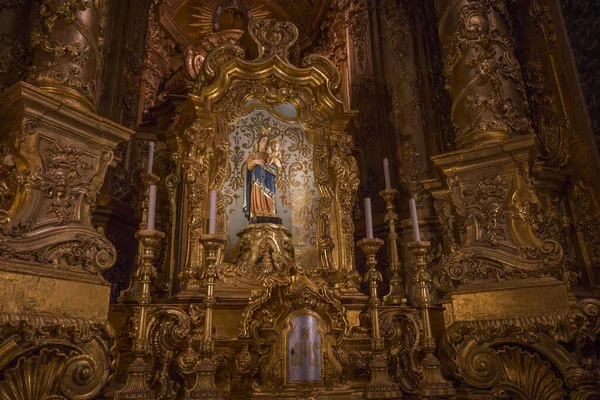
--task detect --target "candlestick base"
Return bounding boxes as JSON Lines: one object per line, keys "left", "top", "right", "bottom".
{"left": 114, "top": 356, "right": 155, "bottom": 400}
{"left": 383, "top": 274, "right": 408, "bottom": 306}
{"left": 358, "top": 237, "right": 401, "bottom": 399}
{"left": 185, "top": 357, "right": 222, "bottom": 400}
{"left": 363, "top": 350, "right": 402, "bottom": 399}
{"left": 418, "top": 351, "right": 456, "bottom": 398}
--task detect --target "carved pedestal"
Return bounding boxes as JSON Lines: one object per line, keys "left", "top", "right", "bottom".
{"left": 0, "top": 81, "right": 132, "bottom": 398}
{"left": 0, "top": 82, "right": 132, "bottom": 317}
{"left": 425, "top": 137, "right": 600, "bottom": 397}
{"left": 427, "top": 135, "right": 570, "bottom": 320}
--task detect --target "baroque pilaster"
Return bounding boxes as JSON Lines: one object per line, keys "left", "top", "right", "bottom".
{"left": 509, "top": 0, "right": 600, "bottom": 292}
{"left": 380, "top": 0, "right": 445, "bottom": 303}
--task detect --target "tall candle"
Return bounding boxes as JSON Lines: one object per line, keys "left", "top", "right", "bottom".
{"left": 383, "top": 158, "right": 391, "bottom": 190}
{"left": 147, "top": 184, "right": 157, "bottom": 230}
{"left": 208, "top": 189, "right": 217, "bottom": 234}
{"left": 146, "top": 141, "right": 155, "bottom": 174}
{"left": 364, "top": 197, "right": 373, "bottom": 239}
{"left": 409, "top": 198, "right": 421, "bottom": 242}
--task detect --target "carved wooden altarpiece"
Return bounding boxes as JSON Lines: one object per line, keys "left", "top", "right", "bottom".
{"left": 112, "top": 19, "right": 424, "bottom": 399}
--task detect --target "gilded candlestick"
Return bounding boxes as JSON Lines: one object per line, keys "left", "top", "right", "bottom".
{"left": 184, "top": 234, "right": 226, "bottom": 400}
{"left": 408, "top": 241, "right": 455, "bottom": 398}
{"left": 115, "top": 229, "right": 165, "bottom": 400}
{"left": 118, "top": 172, "right": 160, "bottom": 303}
{"left": 380, "top": 189, "right": 408, "bottom": 305}
{"left": 357, "top": 238, "right": 402, "bottom": 399}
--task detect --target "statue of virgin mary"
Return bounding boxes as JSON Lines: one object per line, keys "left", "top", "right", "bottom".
{"left": 243, "top": 130, "right": 282, "bottom": 224}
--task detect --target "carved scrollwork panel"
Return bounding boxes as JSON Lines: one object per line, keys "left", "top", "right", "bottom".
{"left": 440, "top": 296, "right": 600, "bottom": 398}
{"left": 247, "top": 19, "right": 298, "bottom": 64}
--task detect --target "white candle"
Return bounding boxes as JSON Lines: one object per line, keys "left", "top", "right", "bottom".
{"left": 146, "top": 141, "right": 155, "bottom": 174}
{"left": 208, "top": 189, "right": 217, "bottom": 234}
{"left": 364, "top": 197, "right": 373, "bottom": 239}
{"left": 383, "top": 158, "right": 391, "bottom": 190}
{"left": 147, "top": 184, "right": 157, "bottom": 230}
{"left": 409, "top": 198, "right": 421, "bottom": 242}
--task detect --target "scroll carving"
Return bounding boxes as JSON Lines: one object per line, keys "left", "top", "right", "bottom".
{"left": 440, "top": 296, "right": 600, "bottom": 398}
{"left": 380, "top": 309, "right": 422, "bottom": 395}
{"left": 301, "top": 54, "right": 342, "bottom": 95}
{"left": 0, "top": 313, "right": 117, "bottom": 400}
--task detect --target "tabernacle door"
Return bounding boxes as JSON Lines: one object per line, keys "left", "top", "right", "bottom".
{"left": 287, "top": 313, "right": 322, "bottom": 384}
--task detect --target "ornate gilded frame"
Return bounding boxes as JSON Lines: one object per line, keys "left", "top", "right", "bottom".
{"left": 173, "top": 19, "right": 359, "bottom": 290}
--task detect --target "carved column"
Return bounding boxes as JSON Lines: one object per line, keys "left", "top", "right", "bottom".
{"left": 27, "top": 0, "right": 107, "bottom": 112}
{"left": 425, "top": 3, "right": 600, "bottom": 397}
{"left": 346, "top": 0, "right": 392, "bottom": 210}
{"left": 436, "top": 0, "right": 533, "bottom": 149}
{"left": 175, "top": 102, "right": 219, "bottom": 298}
{"left": 428, "top": 0, "right": 570, "bottom": 320}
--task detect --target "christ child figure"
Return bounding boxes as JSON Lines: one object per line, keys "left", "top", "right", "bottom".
{"left": 267, "top": 138, "right": 282, "bottom": 169}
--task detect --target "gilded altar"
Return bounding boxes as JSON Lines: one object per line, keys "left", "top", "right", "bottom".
{"left": 110, "top": 19, "right": 426, "bottom": 399}
{"left": 0, "top": 1, "right": 599, "bottom": 399}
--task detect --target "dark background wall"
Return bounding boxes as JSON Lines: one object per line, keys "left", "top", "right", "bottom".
{"left": 561, "top": 0, "right": 600, "bottom": 151}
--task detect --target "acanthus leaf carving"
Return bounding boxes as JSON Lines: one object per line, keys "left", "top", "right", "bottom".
{"left": 28, "top": 0, "right": 99, "bottom": 109}
{"left": 462, "top": 175, "right": 509, "bottom": 246}
{"left": 430, "top": 155, "right": 565, "bottom": 292}
{"left": 41, "top": 141, "right": 111, "bottom": 225}
{"left": 46, "top": 231, "right": 116, "bottom": 274}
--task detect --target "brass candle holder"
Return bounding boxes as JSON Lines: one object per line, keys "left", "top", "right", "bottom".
{"left": 115, "top": 228, "right": 165, "bottom": 400}
{"left": 184, "top": 233, "right": 226, "bottom": 399}
{"left": 407, "top": 241, "right": 455, "bottom": 398}
{"left": 118, "top": 172, "right": 160, "bottom": 303}
{"left": 380, "top": 189, "right": 408, "bottom": 305}
{"left": 357, "top": 238, "right": 402, "bottom": 399}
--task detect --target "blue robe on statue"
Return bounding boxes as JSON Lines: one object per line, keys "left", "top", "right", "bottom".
{"left": 243, "top": 159, "right": 277, "bottom": 221}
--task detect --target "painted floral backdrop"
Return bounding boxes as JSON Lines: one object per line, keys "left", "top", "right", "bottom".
{"left": 222, "top": 109, "right": 319, "bottom": 246}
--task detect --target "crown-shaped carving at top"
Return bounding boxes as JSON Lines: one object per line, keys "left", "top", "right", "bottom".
{"left": 187, "top": 19, "right": 342, "bottom": 99}
{"left": 248, "top": 19, "right": 298, "bottom": 63}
